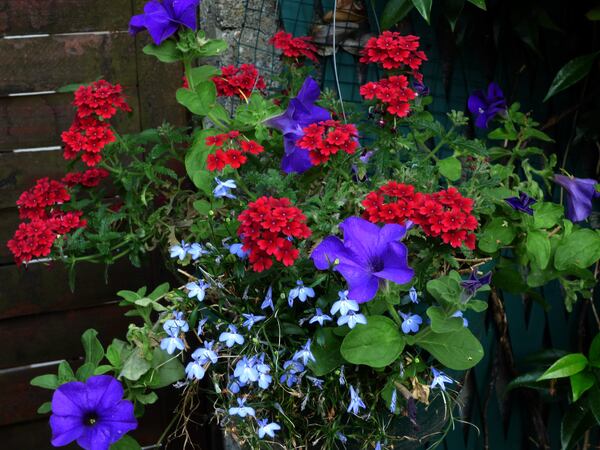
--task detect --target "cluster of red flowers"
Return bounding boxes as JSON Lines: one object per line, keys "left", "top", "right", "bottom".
{"left": 363, "top": 182, "right": 478, "bottom": 249}
{"left": 237, "top": 197, "right": 312, "bottom": 272}
{"left": 360, "top": 75, "right": 416, "bottom": 117}
{"left": 297, "top": 120, "right": 359, "bottom": 165}
{"left": 62, "top": 168, "right": 110, "bottom": 188}
{"left": 212, "top": 64, "right": 266, "bottom": 99}
{"left": 269, "top": 31, "right": 319, "bottom": 63}
{"left": 8, "top": 178, "right": 87, "bottom": 264}
{"left": 205, "top": 131, "right": 265, "bottom": 171}
{"left": 61, "top": 80, "right": 130, "bottom": 166}
{"left": 360, "top": 32, "right": 427, "bottom": 71}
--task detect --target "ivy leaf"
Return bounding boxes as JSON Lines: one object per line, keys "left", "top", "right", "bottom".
{"left": 538, "top": 353, "right": 588, "bottom": 381}
{"left": 340, "top": 316, "right": 405, "bottom": 368}
{"left": 544, "top": 52, "right": 599, "bottom": 101}
{"left": 410, "top": 0, "right": 433, "bottom": 23}
{"left": 437, "top": 157, "right": 462, "bottom": 181}
{"left": 142, "top": 41, "right": 183, "bottom": 63}
{"left": 413, "top": 327, "right": 484, "bottom": 370}
{"left": 381, "top": 0, "right": 414, "bottom": 29}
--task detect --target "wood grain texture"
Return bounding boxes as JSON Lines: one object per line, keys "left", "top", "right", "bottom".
{"left": 0, "top": 33, "right": 137, "bottom": 95}
{"left": 0, "top": 0, "right": 132, "bottom": 37}
{"left": 0, "top": 207, "right": 20, "bottom": 264}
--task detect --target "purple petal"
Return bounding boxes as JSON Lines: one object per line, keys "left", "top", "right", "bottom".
{"left": 487, "top": 82, "right": 505, "bottom": 102}
{"left": 311, "top": 236, "right": 356, "bottom": 269}
{"left": 98, "top": 400, "right": 137, "bottom": 435}
{"left": 76, "top": 423, "right": 114, "bottom": 450}
{"left": 50, "top": 415, "right": 85, "bottom": 447}
{"left": 554, "top": 174, "right": 598, "bottom": 222}
{"left": 84, "top": 375, "right": 125, "bottom": 412}
{"left": 339, "top": 217, "right": 381, "bottom": 264}
{"left": 128, "top": 14, "right": 146, "bottom": 35}
{"left": 467, "top": 91, "right": 486, "bottom": 115}
{"left": 143, "top": 1, "right": 178, "bottom": 44}
{"left": 171, "top": 0, "right": 200, "bottom": 30}
{"left": 51, "top": 381, "right": 87, "bottom": 416}
{"left": 281, "top": 134, "right": 314, "bottom": 173}
{"left": 374, "top": 241, "right": 414, "bottom": 285}
{"left": 295, "top": 77, "right": 322, "bottom": 106}
{"left": 376, "top": 223, "right": 407, "bottom": 253}
{"left": 336, "top": 263, "right": 380, "bottom": 302}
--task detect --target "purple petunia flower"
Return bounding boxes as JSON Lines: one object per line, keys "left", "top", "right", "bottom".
{"left": 554, "top": 174, "right": 599, "bottom": 222}
{"left": 460, "top": 270, "right": 492, "bottom": 298}
{"left": 129, "top": 0, "right": 200, "bottom": 45}
{"left": 311, "top": 217, "right": 414, "bottom": 303}
{"left": 467, "top": 82, "right": 507, "bottom": 129}
{"left": 265, "top": 77, "right": 331, "bottom": 173}
{"left": 413, "top": 80, "right": 430, "bottom": 97}
{"left": 49, "top": 375, "right": 137, "bottom": 450}
{"left": 504, "top": 191, "right": 537, "bottom": 215}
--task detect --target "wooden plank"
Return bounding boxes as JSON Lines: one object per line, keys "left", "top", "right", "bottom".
{"left": 0, "top": 259, "right": 151, "bottom": 320}
{"left": 0, "top": 303, "right": 136, "bottom": 368}
{"left": 0, "top": 207, "right": 20, "bottom": 264}
{"left": 0, "top": 89, "right": 141, "bottom": 151}
{"left": 0, "top": 33, "right": 137, "bottom": 95}
{"left": 0, "top": 0, "right": 132, "bottom": 37}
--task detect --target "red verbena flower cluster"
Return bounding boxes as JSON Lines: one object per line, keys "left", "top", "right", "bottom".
{"left": 61, "top": 80, "right": 130, "bottom": 167}
{"left": 9, "top": 178, "right": 86, "bottom": 265}
{"left": 269, "top": 31, "right": 319, "bottom": 63}
{"left": 237, "top": 197, "right": 312, "bottom": 272}
{"left": 297, "top": 120, "right": 359, "bottom": 165}
{"left": 360, "top": 32, "right": 427, "bottom": 71}
{"left": 213, "top": 64, "right": 266, "bottom": 99}
{"left": 62, "top": 168, "right": 110, "bottom": 188}
{"left": 363, "top": 182, "right": 478, "bottom": 249}
{"left": 360, "top": 75, "right": 416, "bottom": 117}
{"left": 205, "top": 131, "right": 265, "bottom": 171}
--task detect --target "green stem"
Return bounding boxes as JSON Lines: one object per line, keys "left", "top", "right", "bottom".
{"left": 387, "top": 302, "right": 402, "bottom": 326}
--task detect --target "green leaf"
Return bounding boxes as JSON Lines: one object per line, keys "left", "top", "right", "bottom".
{"left": 76, "top": 362, "right": 96, "bottom": 381}
{"left": 30, "top": 374, "right": 59, "bottom": 390}
{"left": 136, "top": 392, "right": 159, "bottom": 405}
{"left": 110, "top": 435, "right": 142, "bottom": 450}
{"left": 37, "top": 402, "right": 52, "bottom": 414}
{"left": 437, "top": 157, "right": 462, "bottom": 181}
{"left": 444, "top": 0, "right": 465, "bottom": 31}
{"left": 308, "top": 329, "right": 344, "bottom": 376}
{"left": 426, "top": 271, "right": 463, "bottom": 305}
{"left": 381, "top": 0, "right": 414, "bottom": 29}
{"left": 340, "top": 316, "right": 405, "bottom": 368}
{"left": 505, "top": 371, "right": 546, "bottom": 392}
{"left": 493, "top": 268, "right": 528, "bottom": 294}
{"left": 588, "top": 385, "right": 600, "bottom": 424}
{"left": 189, "top": 65, "right": 220, "bottom": 88}
{"left": 526, "top": 230, "right": 551, "bottom": 270}
{"left": 467, "top": 0, "right": 486, "bottom": 10}
{"left": 571, "top": 371, "right": 595, "bottom": 402}
{"left": 554, "top": 229, "right": 600, "bottom": 271}
{"left": 197, "top": 39, "right": 228, "bottom": 57}
{"left": 142, "top": 41, "right": 183, "bottom": 63}
{"left": 185, "top": 129, "right": 221, "bottom": 195}
{"left": 561, "top": 402, "right": 594, "bottom": 450}
{"left": 522, "top": 127, "right": 554, "bottom": 143}
{"left": 544, "top": 52, "right": 599, "bottom": 101}
{"left": 106, "top": 339, "right": 127, "bottom": 368}
{"left": 467, "top": 299, "right": 488, "bottom": 312}
{"left": 538, "top": 353, "right": 588, "bottom": 380}
{"left": 94, "top": 365, "right": 114, "bottom": 375}
{"left": 532, "top": 202, "right": 564, "bottom": 229}
{"left": 82, "top": 328, "right": 104, "bottom": 367}
{"left": 426, "top": 307, "right": 464, "bottom": 333}
{"left": 193, "top": 199, "right": 213, "bottom": 215}
{"left": 120, "top": 350, "right": 151, "bottom": 381}
{"left": 57, "top": 361, "right": 76, "bottom": 383}
{"left": 410, "top": 0, "right": 433, "bottom": 22}
{"left": 149, "top": 348, "right": 185, "bottom": 388}
{"left": 414, "top": 327, "right": 484, "bottom": 370}
{"left": 148, "top": 282, "right": 170, "bottom": 300}
{"left": 478, "top": 218, "right": 516, "bottom": 253}
{"left": 588, "top": 333, "right": 600, "bottom": 368}
{"left": 176, "top": 83, "right": 217, "bottom": 116}
{"left": 587, "top": 6, "right": 600, "bottom": 21}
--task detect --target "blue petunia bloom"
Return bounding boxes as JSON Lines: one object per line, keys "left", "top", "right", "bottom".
{"left": 452, "top": 311, "right": 469, "bottom": 327}
{"left": 288, "top": 280, "right": 315, "bottom": 306}
{"left": 330, "top": 290, "right": 360, "bottom": 316}
{"left": 265, "top": 77, "right": 331, "bottom": 173}
{"left": 228, "top": 398, "right": 255, "bottom": 418}
{"left": 409, "top": 286, "right": 418, "bottom": 304}
{"left": 242, "top": 313, "right": 266, "bottom": 330}
{"left": 554, "top": 174, "right": 599, "bottom": 222}
{"left": 213, "top": 178, "right": 237, "bottom": 199}
{"left": 186, "top": 280, "right": 210, "bottom": 301}
{"left": 312, "top": 217, "right": 414, "bottom": 303}
{"left": 280, "top": 360, "right": 305, "bottom": 387}
{"left": 309, "top": 308, "right": 333, "bottom": 326}
{"left": 229, "top": 242, "right": 249, "bottom": 259}
{"left": 233, "top": 356, "right": 259, "bottom": 384}
{"left": 504, "top": 191, "right": 537, "bottom": 215}
{"left": 430, "top": 367, "right": 454, "bottom": 391}
{"left": 347, "top": 385, "right": 366, "bottom": 415}
{"left": 170, "top": 240, "right": 190, "bottom": 260}
{"left": 337, "top": 311, "right": 367, "bottom": 329}
{"left": 293, "top": 339, "right": 316, "bottom": 365}
{"left": 461, "top": 270, "right": 492, "bottom": 298}
{"left": 257, "top": 418, "right": 281, "bottom": 439}
{"left": 261, "top": 286, "right": 274, "bottom": 311}
{"left": 467, "top": 82, "right": 507, "bottom": 129}
{"left": 219, "top": 324, "right": 245, "bottom": 348}
{"left": 188, "top": 242, "right": 209, "bottom": 260}
{"left": 399, "top": 312, "right": 422, "bottom": 334}
{"left": 191, "top": 340, "right": 218, "bottom": 365}
{"left": 129, "top": 0, "right": 200, "bottom": 45}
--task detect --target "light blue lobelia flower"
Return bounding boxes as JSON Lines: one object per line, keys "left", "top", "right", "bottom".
{"left": 389, "top": 388, "right": 397, "bottom": 413}
{"left": 191, "top": 340, "right": 218, "bottom": 365}
{"left": 331, "top": 290, "right": 360, "bottom": 316}
{"left": 160, "top": 335, "right": 185, "bottom": 355}
{"left": 306, "top": 376, "right": 324, "bottom": 389}
{"left": 336, "top": 432, "right": 348, "bottom": 443}
{"left": 347, "top": 385, "right": 366, "bottom": 415}
{"left": 186, "top": 280, "right": 210, "bottom": 301}
{"left": 399, "top": 312, "right": 422, "bottom": 334}
{"left": 254, "top": 355, "right": 273, "bottom": 389}
{"left": 242, "top": 313, "right": 266, "bottom": 330}
{"left": 261, "top": 286, "right": 274, "bottom": 311}
{"left": 339, "top": 365, "right": 346, "bottom": 385}
{"left": 375, "top": 442, "right": 383, "bottom": 450}
{"left": 293, "top": 339, "right": 316, "bottom": 365}
{"left": 228, "top": 398, "right": 255, "bottom": 417}
{"left": 228, "top": 242, "right": 249, "bottom": 259}
{"left": 337, "top": 311, "right": 367, "bottom": 329}
{"left": 197, "top": 318, "right": 208, "bottom": 335}
{"left": 169, "top": 240, "right": 190, "bottom": 260}
{"left": 452, "top": 311, "right": 469, "bottom": 327}
{"left": 219, "top": 324, "right": 245, "bottom": 348}
{"left": 280, "top": 360, "right": 305, "bottom": 387}
{"left": 188, "top": 242, "right": 209, "bottom": 260}
{"left": 185, "top": 358, "right": 206, "bottom": 380}
{"left": 234, "top": 356, "right": 259, "bottom": 384}
{"left": 213, "top": 178, "right": 237, "bottom": 199}
{"left": 309, "top": 308, "right": 333, "bottom": 326}
{"left": 430, "top": 367, "right": 454, "bottom": 391}
{"left": 409, "top": 286, "right": 418, "bottom": 304}
{"left": 257, "top": 418, "right": 281, "bottom": 439}
{"left": 288, "top": 280, "right": 315, "bottom": 307}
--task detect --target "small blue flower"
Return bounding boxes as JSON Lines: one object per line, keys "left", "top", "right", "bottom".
{"left": 389, "top": 388, "right": 397, "bottom": 413}
{"left": 229, "top": 242, "right": 249, "bottom": 259}
{"left": 306, "top": 376, "right": 324, "bottom": 389}
{"left": 452, "top": 311, "right": 469, "bottom": 327}
{"left": 242, "top": 313, "right": 266, "bottom": 330}
{"left": 280, "top": 360, "right": 305, "bottom": 387}
{"left": 399, "top": 312, "right": 422, "bottom": 334}
{"left": 337, "top": 311, "right": 367, "bottom": 329}
{"left": 197, "top": 318, "right": 208, "bottom": 335}
{"left": 234, "top": 356, "right": 259, "bottom": 384}
{"left": 188, "top": 242, "right": 209, "bottom": 260}
{"left": 229, "top": 379, "right": 245, "bottom": 394}
{"left": 331, "top": 290, "right": 360, "bottom": 316}
{"left": 339, "top": 365, "right": 346, "bottom": 385}
{"left": 185, "top": 359, "right": 206, "bottom": 380}
{"left": 293, "top": 339, "right": 316, "bottom": 365}
{"left": 336, "top": 432, "right": 348, "bottom": 444}
{"left": 309, "top": 308, "right": 333, "bottom": 326}
{"left": 160, "top": 336, "right": 185, "bottom": 354}
{"left": 409, "top": 286, "right": 418, "bottom": 304}
{"left": 213, "top": 178, "right": 237, "bottom": 199}
{"left": 219, "top": 325, "right": 245, "bottom": 348}
{"left": 191, "top": 341, "right": 218, "bottom": 365}
{"left": 228, "top": 398, "right": 255, "bottom": 417}
{"left": 431, "top": 367, "right": 454, "bottom": 391}
{"left": 347, "top": 385, "right": 366, "bottom": 415}
{"left": 186, "top": 280, "right": 210, "bottom": 301}
{"left": 261, "top": 286, "right": 274, "bottom": 311}
{"left": 257, "top": 418, "right": 281, "bottom": 439}
{"left": 288, "top": 280, "right": 315, "bottom": 307}
{"left": 169, "top": 240, "right": 190, "bottom": 260}
{"left": 375, "top": 442, "right": 383, "bottom": 450}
